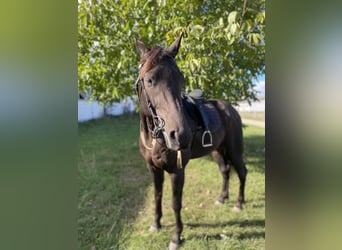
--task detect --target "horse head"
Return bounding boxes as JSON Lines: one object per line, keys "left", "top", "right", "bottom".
{"left": 135, "top": 34, "right": 191, "bottom": 151}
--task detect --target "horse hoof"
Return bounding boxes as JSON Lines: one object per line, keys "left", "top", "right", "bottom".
{"left": 215, "top": 200, "right": 224, "bottom": 205}
{"left": 168, "top": 240, "right": 181, "bottom": 250}
{"left": 149, "top": 224, "right": 160, "bottom": 233}
{"left": 233, "top": 205, "right": 242, "bottom": 212}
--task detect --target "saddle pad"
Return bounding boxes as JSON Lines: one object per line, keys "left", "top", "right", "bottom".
{"left": 182, "top": 98, "right": 222, "bottom": 133}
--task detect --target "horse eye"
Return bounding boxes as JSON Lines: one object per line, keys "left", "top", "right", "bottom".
{"left": 147, "top": 78, "right": 153, "bottom": 87}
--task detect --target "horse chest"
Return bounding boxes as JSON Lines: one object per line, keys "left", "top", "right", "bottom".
{"left": 150, "top": 146, "right": 176, "bottom": 169}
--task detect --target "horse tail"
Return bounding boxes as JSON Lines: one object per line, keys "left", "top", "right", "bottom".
{"left": 224, "top": 103, "right": 244, "bottom": 156}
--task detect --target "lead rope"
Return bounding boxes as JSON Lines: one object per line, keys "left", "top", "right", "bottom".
{"left": 140, "top": 131, "right": 182, "bottom": 168}
{"left": 177, "top": 150, "right": 182, "bottom": 168}
{"left": 140, "top": 130, "right": 156, "bottom": 151}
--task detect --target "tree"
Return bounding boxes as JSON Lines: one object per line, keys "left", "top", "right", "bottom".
{"left": 78, "top": 0, "right": 265, "bottom": 104}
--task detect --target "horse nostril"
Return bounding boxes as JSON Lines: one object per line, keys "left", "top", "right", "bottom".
{"left": 169, "top": 130, "right": 177, "bottom": 140}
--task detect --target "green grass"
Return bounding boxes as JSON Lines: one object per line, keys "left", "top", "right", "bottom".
{"left": 78, "top": 115, "right": 265, "bottom": 250}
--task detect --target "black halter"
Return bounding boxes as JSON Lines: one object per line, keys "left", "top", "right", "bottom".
{"left": 135, "top": 69, "right": 165, "bottom": 138}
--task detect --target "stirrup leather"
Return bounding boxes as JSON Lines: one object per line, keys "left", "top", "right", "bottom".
{"left": 202, "top": 130, "right": 213, "bottom": 147}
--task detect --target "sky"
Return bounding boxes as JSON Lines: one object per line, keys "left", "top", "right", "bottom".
{"left": 253, "top": 74, "right": 265, "bottom": 97}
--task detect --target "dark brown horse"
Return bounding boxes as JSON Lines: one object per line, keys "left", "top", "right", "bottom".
{"left": 135, "top": 33, "right": 247, "bottom": 250}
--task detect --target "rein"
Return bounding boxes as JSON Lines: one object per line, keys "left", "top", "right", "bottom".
{"left": 135, "top": 71, "right": 165, "bottom": 138}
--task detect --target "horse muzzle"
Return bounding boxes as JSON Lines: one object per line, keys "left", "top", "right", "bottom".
{"left": 162, "top": 127, "right": 191, "bottom": 151}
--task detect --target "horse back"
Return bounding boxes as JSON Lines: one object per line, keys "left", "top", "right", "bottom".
{"left": 212, "top": 99, "right": 244, "bottom": 155}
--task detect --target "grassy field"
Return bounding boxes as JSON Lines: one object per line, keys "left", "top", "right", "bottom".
{"left": 78, "top": 115, "right": 265, "bottom": 250}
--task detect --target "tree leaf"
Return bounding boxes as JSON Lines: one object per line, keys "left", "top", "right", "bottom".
{"left": 231, "top": 23, "right": 237, "bottom": 34}
{"left": 228, "top": 11, "right": 238, "bottom": 24}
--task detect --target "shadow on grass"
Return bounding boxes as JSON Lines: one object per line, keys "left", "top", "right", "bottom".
{"left": 185, "top": 231, "right": 265, "bottom": 242}
{"left": 186, "top": 218, "right": 265, "bottom": 228}
{"left": 185, "top": 231, "right": 265, "bottom": 241}
{"left": 184, "top": 219, "right": 265, "bottom": 241}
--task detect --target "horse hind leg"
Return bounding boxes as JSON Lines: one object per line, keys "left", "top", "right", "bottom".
{"left": 232, "top": 155, "right": 247, "bottom": 211}
{"left": 212, "top": 150, "right": 231, "bottom": 205}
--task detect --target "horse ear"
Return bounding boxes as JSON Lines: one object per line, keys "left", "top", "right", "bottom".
{"left": 165, "top": 32, "right": 183, "bottom": 58}
{"left": 135, "top": 38, "right": 150, "bottom": 57}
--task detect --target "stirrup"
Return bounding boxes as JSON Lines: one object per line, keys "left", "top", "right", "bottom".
{"left": 202, "top": 130, "right": 213, "bottom": 147}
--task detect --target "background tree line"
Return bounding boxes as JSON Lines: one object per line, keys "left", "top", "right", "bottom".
{"left": 78, "top": 0, "right": 265, "bottom": 104}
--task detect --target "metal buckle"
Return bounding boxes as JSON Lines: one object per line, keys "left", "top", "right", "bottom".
{"left": 202, "top": 130, "right": 213, "bottom": 147}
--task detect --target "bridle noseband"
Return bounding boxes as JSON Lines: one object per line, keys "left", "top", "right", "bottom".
{"left": 135, "top": 66, "right": 165, "bottom": 138}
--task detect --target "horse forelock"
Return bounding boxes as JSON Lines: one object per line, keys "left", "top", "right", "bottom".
{"left": 139, "top": 46, "right": 172, "bottom": 78}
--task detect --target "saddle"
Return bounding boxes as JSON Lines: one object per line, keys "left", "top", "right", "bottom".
{"left": 182, "top": 89, "right": 221, "bottom": 147}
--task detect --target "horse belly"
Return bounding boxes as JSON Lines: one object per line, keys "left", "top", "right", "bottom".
{"left": 190, "top": 130, "right": 225, "bottom": 159}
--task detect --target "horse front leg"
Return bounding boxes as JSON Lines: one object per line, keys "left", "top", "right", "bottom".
{"left": 168, "top": 168, "right": 184, "bottom": 250}
{"left": 147, "top": 163, "right": 164, "bottom": 232}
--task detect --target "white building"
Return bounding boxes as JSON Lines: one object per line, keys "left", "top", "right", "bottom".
{"left": 78, "top": 94, "right": 136, "bottom": 122}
